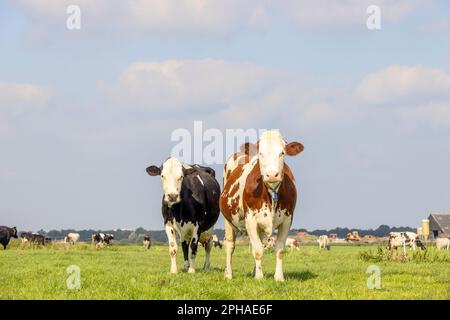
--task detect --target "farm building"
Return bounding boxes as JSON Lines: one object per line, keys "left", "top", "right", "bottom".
{"left": 428, "top": 213, "right": 450, "bottom": 238}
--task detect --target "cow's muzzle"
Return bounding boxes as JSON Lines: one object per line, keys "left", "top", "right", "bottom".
{"left": 165, "top": 193, "right": 181, "bottom": 206}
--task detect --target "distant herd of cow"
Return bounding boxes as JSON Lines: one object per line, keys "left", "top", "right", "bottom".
{"left": 0, "top": 229, "right": 118, "bottom": 248}
{"left": 1, "top": 131, "right": 449, "bottom": 281}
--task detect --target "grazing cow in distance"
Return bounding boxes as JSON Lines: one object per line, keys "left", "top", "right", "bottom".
{"left": 146, "top": 158, "right": 221, "bottom": 274}
{"left": 388, "top": 232, "right": 425, "bottom": 253}
{"left": 20, "top": 232, "right": 41, "bottom": 244}
{"left": 0, "top": 226, "right": 18, "bottom": 250}
{"left": 20, "top": 232, "right": 32, "bottom": 244}
{"left": 220, "top": 130, "right": 304, "bottom": 281}
{"left": 143, "top": 236, "right": 151, "bottom": 250}
{"left": 436, "top": 237, "right": 450, "bottom": 250}
{"left": 64, "top": 233, "right": 80, "bottom": 244}
{"left": 32, "top": 234, "right": 45, "bottom": 245}
{"left": 20, "top": 232, "right": 49, "bottom": 245}
{"left": 212, "top": 235, "right": 222, "bottom": 249}
{"left": 30, "top": 233, "right": 45, "bottom": 245}
{"left": 318, "top": 235, "right": 331, "bottom": 251}
{"left": 92, "top": 233, "right": 114, "bottom": 248}
{"left": 285, "top": 237, "right": 300, "bottom": 251}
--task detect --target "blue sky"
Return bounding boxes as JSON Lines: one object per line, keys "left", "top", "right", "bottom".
{"left": 1, "top": 0, "right": 449, "bottom": 231}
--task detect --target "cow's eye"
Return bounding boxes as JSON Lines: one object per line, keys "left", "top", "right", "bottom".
{"left": 279, "top": 152, "right": 285, "bottom": 157}
{"left": 161, "top": 175, "right": 165, "bottom": 179}
{"left": 178, "top": 177, "right": 183, "bottom": 181}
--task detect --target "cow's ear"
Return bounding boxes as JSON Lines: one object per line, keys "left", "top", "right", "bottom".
{"left": 286, "top": 141, "right": 304, "bottom": 156}
{"left": 146, "top": 165, "right": 161, "bottom": 176}
{"left": 240, "top": 142, "right": 258, "bottom": 156}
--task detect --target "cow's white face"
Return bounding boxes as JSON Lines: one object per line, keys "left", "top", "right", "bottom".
{"left": 159, "top": 158, "right": 184, "bottom": 205}
{"left": 257, "top": 130, "right": 304, "bottom": 191}
{"left": 258, "top": 131, "right": 287, "bottom": 190}
{"left": 147, "top": 158, "right": 184, "bottom": 205}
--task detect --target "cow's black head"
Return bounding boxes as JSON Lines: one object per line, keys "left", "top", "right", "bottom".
{"left": 11, "top": 227, "right": 18, "bottom": 238}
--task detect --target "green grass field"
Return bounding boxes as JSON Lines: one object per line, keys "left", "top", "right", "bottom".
{"left": 0, "top": 242, "right": 449, "bottom": 300}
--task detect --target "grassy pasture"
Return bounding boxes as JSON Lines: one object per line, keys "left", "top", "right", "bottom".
{"left": 0, "top": 241, "right": 449, "bottom": 300}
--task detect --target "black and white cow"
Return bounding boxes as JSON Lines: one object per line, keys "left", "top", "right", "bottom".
{"left": 143, "top": 236, "right": 151, "bottom": 250}
{"left": 388, "top": 232, "right": 425, "bottom": 253}
{"left": 64, "top": 233, "right": 80, "bottom": 244}
{"left": 22, "top": 233, "right": 46, "bottom": 245}
{"left": 0, "top": 226, "right": 18, "bottom": 250}
{"left": 20, "top": 232, "right": 32, "bottom": 244}
{"left": 91, "top": 233, "right": 114, "bottom": 247}
{"left": 146, "top": 158, "right": 221, "bottom": 274}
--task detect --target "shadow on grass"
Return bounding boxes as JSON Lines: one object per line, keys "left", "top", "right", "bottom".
{"left": 282, "top": 270, "right": 318, "bottom": 281}
{"left": 243, "top": 270, "right": 317, "bottom": 281}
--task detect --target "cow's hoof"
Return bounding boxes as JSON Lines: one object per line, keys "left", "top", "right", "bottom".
{"left": 254, "top": 274, "right": 264, "bottom": 280}
{"left": 224, "top": 270, "right": 233, "bottom": 279}
{"left": 170, "top": 268, "right": 178, "bottom": 274}
{"left": 203, "top": 264, "right": 211, "bottom": 271}
{"left": 188, "top": 268, "right": 196, "bottom": 274}
{"left": 274, "top": 272, "right": 285, "bottom": 282}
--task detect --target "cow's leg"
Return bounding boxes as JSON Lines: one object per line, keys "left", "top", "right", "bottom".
{"left": 188, "top": 231, "right": 199, "bottom": 273}
{"left": 203, "top": 234, "right": 212, "bottom": 271}
{"left": 274, "top": 218, "right": 292, "bottom": 282}
{"left": 224, "top": 219, "right": 236, "bottom": 279}
{"left": 204, "top": 243, "right": 212, "bottom": 270}
{"left": 181, "top": 240, "right": 190, "bottom": 271}
{"left": 253, "top": 230, "right": 267, "bottom": 276}
{"left": 165, "top": 224, "right": 178, "bottom": 274}
{"left": 246, "top": 216, "right": 264, "bottom": 280}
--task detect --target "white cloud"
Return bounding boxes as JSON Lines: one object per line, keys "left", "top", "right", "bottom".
{"left": 101, "top": 59, "right": 284, "bottom": 113}
{"left": 102, "top": 60, "right": 450, "bottom": 130}
{"left": 99, "top": 59, "right": 347, "bottom": 128}
{"left": 355, "top": 65, "right": 450, "bottom": 129}
{"left": 15, "top": 0, "right": 424, "bottom": 35}
{"left": 0, "top": 82, "right": 53, "bottom": 115}
{"left": 129, "top": 0, "right": 271, "bottom": 34}
{"left": 278, "top": 0, "right": 424, "bottom": 29}
{"left": 16, "top": 0, "right": 271, "bottom": 35}
{"left": 355, "top": 65, "right": 450, "bottom": 104}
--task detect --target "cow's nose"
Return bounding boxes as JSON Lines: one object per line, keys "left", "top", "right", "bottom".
{"left": 265, "top": 172, "right": 280, "bottom": 182}
{"left": 168, "top": 193, "right": 178, "bottom": 202}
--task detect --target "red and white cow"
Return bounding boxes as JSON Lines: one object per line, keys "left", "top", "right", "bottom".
{"left": 285, "top": 237, "right": 300, "bottom": 251}
{"left": 220, "top": 130, "right": 304, "bottom": 281}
